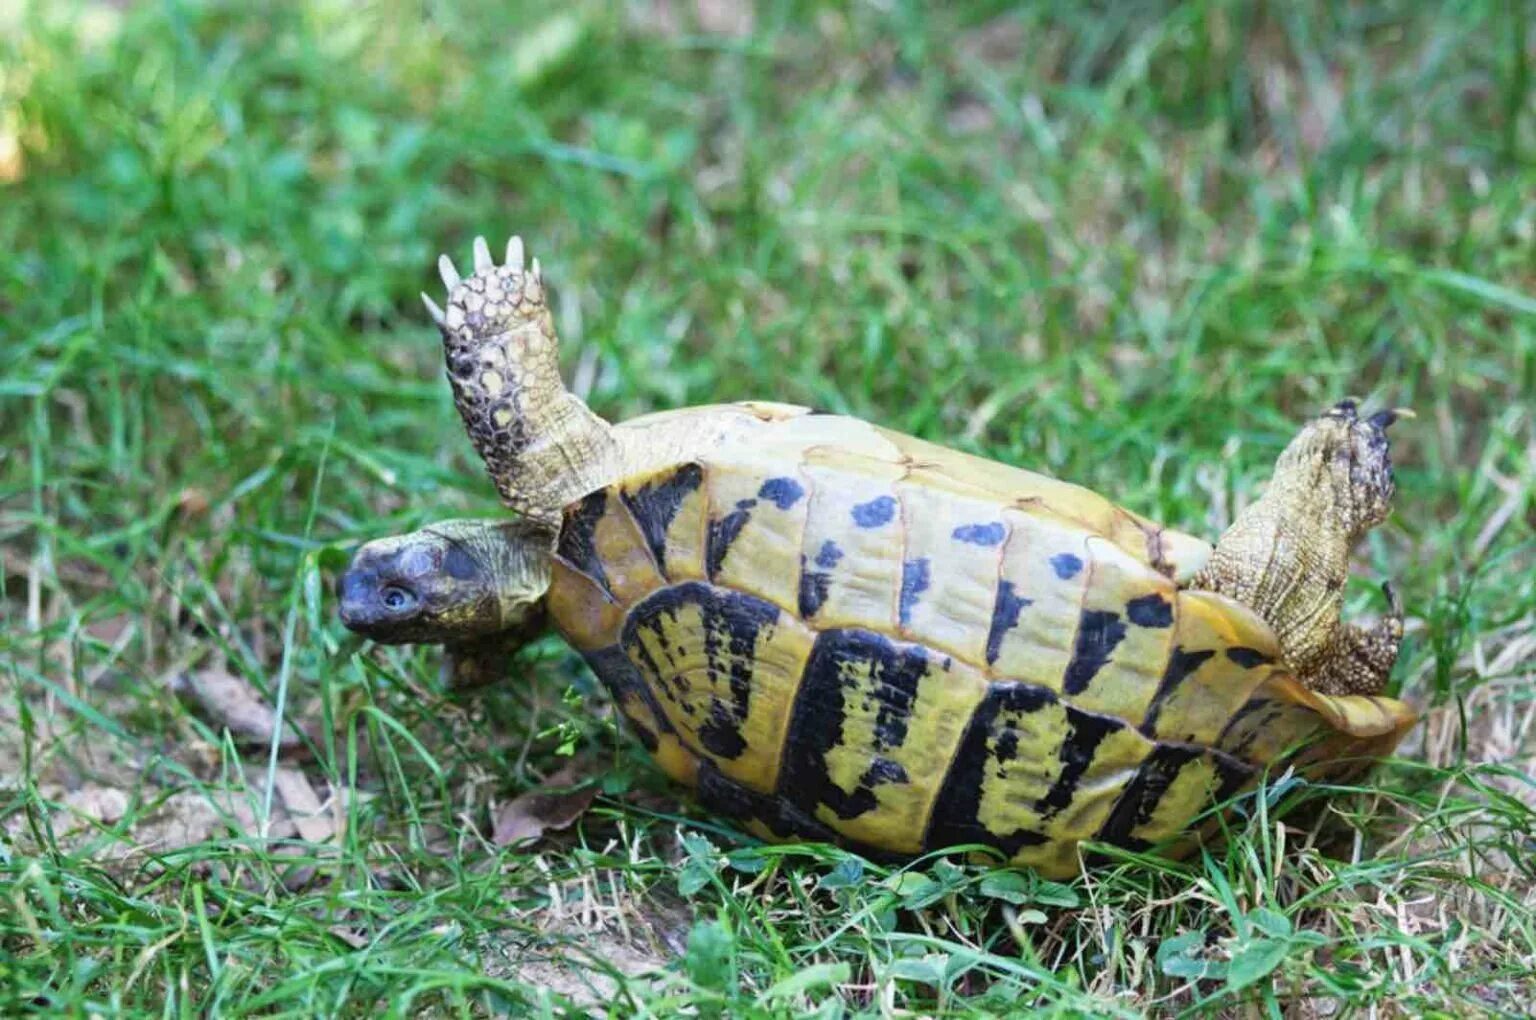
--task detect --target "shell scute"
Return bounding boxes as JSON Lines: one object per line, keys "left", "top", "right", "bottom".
{"left": 1094, "top": 743, "right": 1254, "bottom": 854}
{"left": 985, "top": 506, "right": 1094, "bottom": 690}
{"left": 890, "top": 478, "right": 1010, "bottom": 666}
{"left": 924, "top": 683, "right": 1156, "bottom": 873}
{"left": 621, "top": 582, "right": 814, "bottom": 794}
{"left": 1056, "top": 538, "right": 1179, "bottom": 721}
{"left": 582, "top": 646, "right": 700, "bottom": 789}
{"left": 777, "top": 628, "right": 990, "bottom": 855}
{"left": 617, "top": 461, "right": 708, "bottom": 582}
{"left": 1216, "top": 676, "right": 1417, "bottom": 776}
{"left": 702, "top": 453, "right": 812, "bottom": 612}
{"left": 795, "top": 455, "right": 906, "bottom": 634}
{"left": 1138, "top": 590, "right": 1286, "bottom": 747}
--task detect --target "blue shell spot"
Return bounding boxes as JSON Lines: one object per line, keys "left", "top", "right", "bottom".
{"left": 1050, "top": 552, "right": 1084, "bottom": 580}
{"left": 899, "top": 558, "right": 930, "bottom": 627}
{"left": 951, "top": 522, "right": 1005, "bottom": 547}
{"left": 814, "top": 539, "right": 844, "bottom": 569}
{"left": 861, "top": 757, "right": 910, "bottom": 787}
{"left": 757, "top": 477, "right": 805, "bottom": 510}
{"left": 850, "top": 495, "right": 897, "bottom": 528}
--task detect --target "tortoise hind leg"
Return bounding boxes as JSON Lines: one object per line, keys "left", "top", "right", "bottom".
{"left": 1303, "top": 583, "right": 1404, "bottom": 697}
{"left": 1192, "top": 401, "right": 1405, "bottom": 696}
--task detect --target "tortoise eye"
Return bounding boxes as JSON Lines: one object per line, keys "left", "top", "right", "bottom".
{"left": 380, "top": 585, "right": 417, "bottom": 612}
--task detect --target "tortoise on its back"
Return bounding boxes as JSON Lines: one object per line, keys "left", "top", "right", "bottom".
{"left": 339, "top": 236, "right": 1416, "bottom": 876}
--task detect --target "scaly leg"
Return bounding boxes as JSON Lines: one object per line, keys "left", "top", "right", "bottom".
{"left": 424, "top": 237, "right": 621, "bottom": 525}
{"left": 1192, "top": 401, "right": 1406, "bottom": 696}
{"left": 1306, "top": 583, "right": 1405, "bottom": 696}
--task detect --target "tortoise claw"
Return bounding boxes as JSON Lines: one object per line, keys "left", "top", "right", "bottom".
{"left": 435, "top": 237, "right": 534, "bottom": 306}
{"left": 472, "top": 235, "right": 494, "bottom": 272}
{"left": 1382, "top": 580, "right": 1403, "bottom": 618}
{"left": 438, "top": 253, "right": 462, "bottom": 291}
{"left": 421, "top": 292, "right": 447, "bottom": 327}
{"left": 1329, "top": 398, "right": 1360, "bottom": 421}
{"left": 1327, "top": 401, "right": 1413, "bottom": 433}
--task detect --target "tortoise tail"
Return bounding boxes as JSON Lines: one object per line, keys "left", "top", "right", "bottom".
{"left": 425, "top": 236, "right": 619, "bottom": 525}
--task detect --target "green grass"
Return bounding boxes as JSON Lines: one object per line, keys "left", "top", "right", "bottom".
{"left": 2, "top": 0, "right": 1534, "bottom": 1015}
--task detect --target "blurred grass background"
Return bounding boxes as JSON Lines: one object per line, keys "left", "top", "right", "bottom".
{"left": 1, "top": 0, "right": 1533, "bottom": 1015}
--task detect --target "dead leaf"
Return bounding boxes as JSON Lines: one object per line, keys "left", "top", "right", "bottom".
{"left": 270, "top": 767, "right": 334, "bottom": 844}
{"left": 634, "top": 0, "right": 752, "bottom": 39}
{"left": 492, "top": 762, "right": 598, "bottom": 848}
{"left": 177, "top": 667, "right": 305, "bottom": 750}
{"left": 84, "top": 614, "right": 133, "bottom": 645}
{"left": 119, "top": 786, "right": 269, "bottom": 856}
{"left": 328, "top": 926, "right": 371, "bottom": 950}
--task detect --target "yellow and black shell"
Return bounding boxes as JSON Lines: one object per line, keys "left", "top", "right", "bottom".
{"left": 545, "top": 407, "right": 1415, "bottom": 876}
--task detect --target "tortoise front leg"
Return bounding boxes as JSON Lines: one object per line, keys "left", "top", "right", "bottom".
{"left": 443, "top": 605, "right": 548, "bottom": 692}
{"left": 424, "top": 234, "right": 802, "bottom": 522}
{"left": 425, "top": 237, "right": 622, "bottom": 526}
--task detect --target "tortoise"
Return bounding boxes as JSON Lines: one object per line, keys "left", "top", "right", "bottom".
{"left": 338, "top": 235, "right": 1417, "bottom": 876}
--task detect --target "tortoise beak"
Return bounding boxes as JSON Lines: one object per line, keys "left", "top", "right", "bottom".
{"left": 337, "top": 565, "right": 379, "bottom": 633}
{"left": 337, "top": 558, "right": 406, "bottom": 641}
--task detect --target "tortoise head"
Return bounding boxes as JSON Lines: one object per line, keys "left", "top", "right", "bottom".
{"left": 1271, "top": 399, "right": 1403, "bottom": 537}
{"left": 338, "top": 518, "right": 553, "bottom": 645}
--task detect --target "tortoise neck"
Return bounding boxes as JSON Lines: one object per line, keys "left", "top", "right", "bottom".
{"left": 468, "top": 519, "right": 556, "bottom": 628}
